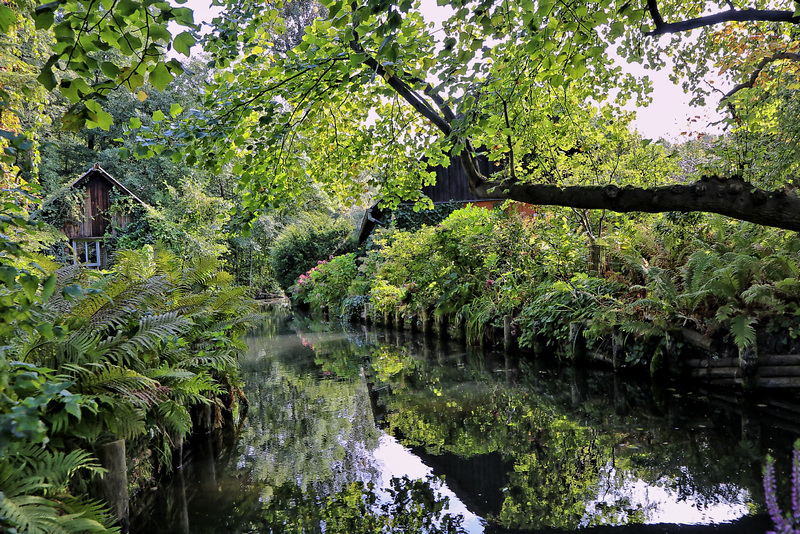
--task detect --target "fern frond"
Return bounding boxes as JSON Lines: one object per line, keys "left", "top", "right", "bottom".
{"left": 175, "top": 353, "right": 237, "bottom": 376}
{"left": 97, "top": 398, "right": 146, "bottom": 440}
{"left": 179, "top": 256, "right": 223, "bottom": 291}
{"left": 208, "top": 287, "right": 253, "bottom": 313}
{"left": 58, "top": 331, "right": 103, "bottom": 366}
{"left": 0, "top": 493, "right": 61, "bottom": 534}
{"left": 205, "top": 313, "right": 265, "bottom": 334}
{"left": 154, "top": 400, "right": 192, "bottom": 436}
{"left": 34, "top": 449, "right": 104, "bottom": 492}
{"left": 64, "top": 362, "right": 163, "bottom": 407}
{"left": 741, "top": 283, "right": 778, "bottom": 307}
{"left": 683, "top": 250, "right": 717, "bottom": 293}
{"left": 86, "top": 276, "right": 171, "bottom": 334}
{"left": 27, "top": 254, "right": 62, "bottom": 276}
{"left": 203, "top": 270, "right": 235, "bottom": 288}
{"left": 59, "top": 495, "right": 120, "bottom": 533}
{"left": 44, "top": 264, "right": 85, "bottom": 314}
{"left": 103, "top": 311, "right": 192, "bottom": 367}
{"left": 0, "top": 445, "right": 116, "bottom": 534}
{"left": 727, "top": 314, "right": 756, "bottom": 350}
{"left": 112, "top": 248, "right": 156, "bottom": 281}
{"left": 619, "top": 320, "right": 665, "bottom": 339}
{"left": 166, "top": 292, "right": 211, "bottom": 315}
{"left": 775, "top": 278, "right": 800, "bottom": 301}
{"left": 66, "top": 285, "right": 114, "bottom": 324}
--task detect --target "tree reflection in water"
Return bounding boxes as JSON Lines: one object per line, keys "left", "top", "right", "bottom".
{"left": 359, "top": 332, "right": 764, "bottom": 531}
{"left": 132, "top": 310, "right": 776, "bottom": 533}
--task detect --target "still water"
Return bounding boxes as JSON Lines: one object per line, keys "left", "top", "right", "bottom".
{"left": 131, "top": 305, "right": 798, "bottom": 533}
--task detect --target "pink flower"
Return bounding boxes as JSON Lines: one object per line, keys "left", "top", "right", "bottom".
{"left": 486, "top": 279, "right": 495, "bottom": 289}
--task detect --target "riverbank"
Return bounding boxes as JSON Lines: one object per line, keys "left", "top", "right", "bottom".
{"left": 290, "top": 205, "right": 800, "bottom": 392}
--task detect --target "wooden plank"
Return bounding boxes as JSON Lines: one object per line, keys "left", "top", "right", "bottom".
{"left": 686, "top": 357, "right": 738, "bottom": 368}
{"left": 681, "top": 327, "right": 715, "bottom": 352}
{"left": 760, "top": 377, "right": 800, "bottom": 388}
{"left": 759, "top": 366, "right": 800, "bottom": 378}
{"left": 690, "top": 366, "right": 741, "bottom": 378}
{"left": 708, "top": 377, "right": 743, "bottom": 386}
{"left": 759, "top": 355, "right": 800, "bottom": 366}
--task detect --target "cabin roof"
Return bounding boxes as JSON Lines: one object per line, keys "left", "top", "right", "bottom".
{"left": 69, "top": 163, "right": 147, "bottom": 206}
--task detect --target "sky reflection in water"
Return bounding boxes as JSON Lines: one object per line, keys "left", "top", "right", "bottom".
{"left": 132, "top": 309, "right": 781, "bottom": 533}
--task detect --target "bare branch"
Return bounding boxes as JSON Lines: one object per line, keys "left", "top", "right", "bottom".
{"left": 646, "top": 8, "right": 798, "bottom": 36}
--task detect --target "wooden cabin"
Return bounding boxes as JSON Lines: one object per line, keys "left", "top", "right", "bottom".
{"left": 420, "top": 152, "right": 502, "bottom": 206}
{"left": 358, "top": 153, "right": 506, "bottom": 242}
{"left": 61, "top": 164, "right": 146, "bottom": 267}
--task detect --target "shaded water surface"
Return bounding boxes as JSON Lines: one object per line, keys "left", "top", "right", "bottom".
{"left": 131, "top": 306, "right": 800, "bottom": 533}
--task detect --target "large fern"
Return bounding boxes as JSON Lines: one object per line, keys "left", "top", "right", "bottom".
{"left": 0, "top": 443, "right": 118, "bottom": 534}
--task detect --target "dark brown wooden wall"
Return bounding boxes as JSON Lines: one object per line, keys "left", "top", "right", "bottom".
{"left": 63, "top": 174, "right": 112, "bottom": 239}
{"left": 421, "top": 154, "right": 502, "bottom": 203}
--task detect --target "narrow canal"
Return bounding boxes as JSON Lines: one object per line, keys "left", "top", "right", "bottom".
{"left": 131, "top": 304, "right": 797, "bottom": 533}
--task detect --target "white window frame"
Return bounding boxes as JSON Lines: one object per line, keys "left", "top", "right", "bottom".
{"left": 72, "top": 239, "right": 101, "bottom": 267}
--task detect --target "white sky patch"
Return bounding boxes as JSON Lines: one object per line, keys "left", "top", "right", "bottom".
{"left": 585, "top": 465, "right": 752, "bottom": 526}
{"left": 372, "top": 433, "right": 487, "bottom": 533}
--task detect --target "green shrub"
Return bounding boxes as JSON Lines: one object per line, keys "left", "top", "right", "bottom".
{"left": 296, "top": 253, "right": 358, "bottom": 315}
{"left": 271, "top": 212, "right": 356, "bottom": 291}
{"left": 369, "top": 279, "right": 408, "bottom": 315}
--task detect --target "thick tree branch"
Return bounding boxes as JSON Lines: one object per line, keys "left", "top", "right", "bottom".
{"left": 646, "top": 7, "right": 799, "bottom": 36}
{"left": 722, "top": 51, "right": 800, "bottom": 101}
{"left": 646, "top": 0, "right": 664, "bottom": 29}
{"left": 471, "top": 176, "right": 800, "bottom": 232}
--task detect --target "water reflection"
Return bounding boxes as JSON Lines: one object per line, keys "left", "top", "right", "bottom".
{"left": 132, "top": 308, "right": 787, "bottom": 533}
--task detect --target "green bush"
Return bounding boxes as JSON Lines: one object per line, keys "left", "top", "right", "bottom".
{"left": 271, "top": 212, "right": 356, "bottom": 291}
{"left": 293, "top": 253, "right": 358, "bottom": 315}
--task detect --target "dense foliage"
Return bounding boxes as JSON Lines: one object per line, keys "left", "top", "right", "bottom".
{"left": 5, "top": 0, "right": 800, "bottom": 527}
{"left": 270, "top": 211, "right": 357, "bottom": 291}
{"left": 294, "top": 203, "right": 800, "bottom": 366}
{"left": 0, "top": 195, "right": 260, "bottom": 533}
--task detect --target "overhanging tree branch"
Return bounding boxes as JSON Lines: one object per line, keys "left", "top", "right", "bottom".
{"left": 646, "top": 7, "right": 799, "bottom": 36}
{"left": 472, "top": 176, "right": 800, "bottom": 232}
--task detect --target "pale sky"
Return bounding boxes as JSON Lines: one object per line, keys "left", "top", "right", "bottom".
{"left": 183, "top": 0, "right": 723, "bottom": 141}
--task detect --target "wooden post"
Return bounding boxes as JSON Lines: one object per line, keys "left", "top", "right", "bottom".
{"left": 173, "top": 433, "right": 184, "bottom": 470}
{"left": 452, "top": 316, "right": 467, "bottom": 341}
{"left": 613, "top": 375, "right": 628, "bottom": 416}
{"left": 568, "top": 321, "right": 586, "bottom": 361}
{"left": 611, "top": 328, "right": 624, "bottom": 370}
{"left": 570, "top": 366, "right": 587, "bottom": 405}
{"left": 196, "top": 403, "right": 214, "bottom": 433}
{"left": 503, "top": 315, "right": 515, "bottom": 351}
{"left": 174, "top": 463, "right": 190, "bottom": 534}
{"left": 394, "top": 311, "right": 404, "bottom": 329}
{"left": 96, "top": 440, "right": 129, "bottom": 526}
{"left": 421, "top": 309, "right": 433, "bottom": 336}
{"left": 740, "top": 341, "right": 759, "bottom": 391}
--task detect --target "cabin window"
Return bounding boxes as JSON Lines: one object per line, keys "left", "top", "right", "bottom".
{"left": 72, "top": 239, "right": 101, "bottom": 267}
